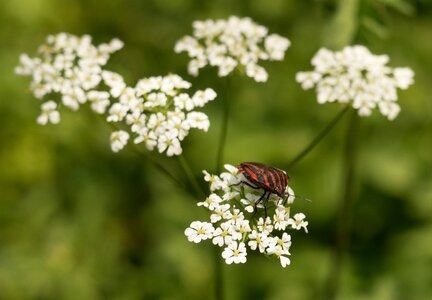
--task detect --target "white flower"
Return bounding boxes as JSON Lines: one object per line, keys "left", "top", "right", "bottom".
{"left": 175, "top": 16, "right": 290, "bottom": 82}
{"left": 241, "top": 193, "right": 260, "bottom": 213}
{"left": 185, "top": 221, "right": 214, "bottom": 243}
{"left": 212, "top": 221, "right": 238, "bottom": 247}
{"left": 102, "top": 70, "right": 126, "bottom": 97}
{"left": 186, "top": 164, "right": 308, "bottom": 267}
{"left": 288, "top": 213, "right": 309, "bottom": 233}
{"left": 210, "top": 204, "right": 231, "bottom": 223}
{"left": 296, "top": 71, "right": 321, "bottom": 89}
{"left": 16, "top": 33, "right": 122, "bottom": 116}
{"left": 221, "top": 242, "right": 247, "bottom": 264}
{"left": 110, "top": 130, "right": 129, "bottom": 152}
{"left": 157, "top": 132, "right": 182, "bottom": 156}
{"left": 87, "top": 90, "right": 110, "bottom": 114}
{"left": 16, "top": 34, "right": 216, "bottom": 156}
{"left": 234, "top": 219, "right": 251, "bottom": 236}
{"left": 37, "top": 101, "right": 60, "bottom": 125}
{"left": 257, "top": 217, "right": 274, "bottom": 234}
{"left": 197, "top": 193, "right": 223, "bottom": 210}
{"left": 296, "top": 45, "right": 414, "bottom": 120}
{"left": 285, "top": 186, "right": 296, "bottom": 205}
{"left": 267, "top": 244, "right": 291, "bottom": 268}
{"left": 106, "top": 74, "right": 216, "bottom": 156}
{"left": 186, "top": 112, "right": 210, "bottom": 131}
{"left": 273, "top": 209, "right": 289, "bottom": 231}
{"left": 203, "top": 170, "right": 225, "bottom": 191}
{"left": 107, "top": 103, "right": 128, "bottom": 122}
{"left": 192, "top": 88, "right": 217, "bottom": 107}
{"left": 274, "top": 232, "right": 292, "bottom": 253}
{"left": 248, "top": 230, "right": 270, "bottom": 253}
{"left": 265, "top": 34, "right": 291, "bottom": 60}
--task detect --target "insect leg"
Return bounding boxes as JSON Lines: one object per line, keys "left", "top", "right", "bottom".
{"left": 263, "top": 192, "right": 271, "bottom": 219}
{"left": 231, "top": 180, "right": 260, "bottom": 189}
{"left": 252, "top": 191, "right": 267, "bottom": 218}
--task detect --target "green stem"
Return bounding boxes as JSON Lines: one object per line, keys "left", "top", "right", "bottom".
{"left": 323, "top": 110, "right": 360, "bottom": 300}
{"left": 216, "top": 77, "right": 231, "bottom": 173}
{"left": 94, "top": 112, "right": 189, "bottom": 195}
{"left": 177, "top": 155, "right": 204, "bottom": 198}
{"left": 286, "top": 106, "right": 349, "bottom": 169}
{"left": 213, "top": 77, "right": 232, "bottom": 300}
{"left": 213, "top": 246, "right": 224, "bottom": 300}
{"left": 132, "top": 146, "right": 187, "bottom": 192}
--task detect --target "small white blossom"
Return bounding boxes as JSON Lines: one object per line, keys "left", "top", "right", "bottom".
{"left": 37, "top": 101, "right": 60, "bottom": 125}
{"left": 288, "top": 213, "right": 309, "bottom": 233}
{"left": 203, "top": 170, "right": 225, "bottom": 191}
{"left": 211, "top": 204, "right": 231, "bottom": 223}
{"left": 186, "top": 112, "right": 210, "bottom": 131}
{"left": 296, "top": 45, "right": 414, "bottom": 120}
{"left": 110, "top": 130, "right": 129, "bottom": 152}
{"left": 234, "top": 219, "right": 251, "bottom": 236}
{"left": 197, "top": 193, "right": 223, "bottom": 211}
{"left": 273, "top": 209, "right": 289, "bottom": 230}
{"left": 257, "top": 217, "right": 274, "bottom": 234}
{"left": 212, "top": 221, "right": 239, "bottom": 247}
{"left": 274, "top": 232, "right": 292, "bottom": 253}
{"left": 107, "top": 103, "right": 128, "bottom": 122}
{"left": 241, "top": 193, "right": 260, "bottom": 213}
{"left": 248, "top": 230, "right": 269, "bottom": 253}
{"left": 221, "top": 242, "right": 247, "bottom": 264}
{"left": 184, "top": 221, "right": 214, "bottom": 243}
{"left": 87, "top": 90, "right": 110, "bottom": 114}
{"left": 267, "top": 244, "right": 291, "bottom": 268}
{"left": 175, "top": 16, "right": 290, "bottom": 82}
{"left": 185, "top": 164, "right": 308, "bottom": 267}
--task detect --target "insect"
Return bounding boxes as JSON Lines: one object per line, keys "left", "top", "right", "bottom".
{"left": 237, "top": 162, "right": 290, "bottom": 217}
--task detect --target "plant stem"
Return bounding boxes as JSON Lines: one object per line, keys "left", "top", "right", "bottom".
{"left": 323, "top": 110, "right": 359, "bottom": 300}
{"left": 286, "top": 106, "right": 349, "bottom": 169}
{"left": 132, "top": 147, "right": 187, "bottom": 192}
{"left": 94, "top": 111, "right": 189, "bottom": 195}
{"left": 177, "top": 155, "right": 204, "bottom": 198}
{"left": 213, "top": 246, "right": 224, "bottom": 300}
{"left": 213, "top": 76, "right": 232, "bottom": 300}
{"left": 216, "top": 77, "right": 231, "bottom": 173}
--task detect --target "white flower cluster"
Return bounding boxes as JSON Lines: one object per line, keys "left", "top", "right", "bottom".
{"left": 296, "top": 45, "right": 414, "bottom": 120}
{"left": 105, "top": 74, "right": 216, "bottom": 155}
{"left": 184, "top": 164, "right": 308, "bottom": 267}
{"left": 175, "top": 16, "right": 290, "bottom": 82}
{"left": 15, "top": 32, "right": 124, "bottom": 124}
{"left": 16, "top": 33, "right": 217, "bottom": 156}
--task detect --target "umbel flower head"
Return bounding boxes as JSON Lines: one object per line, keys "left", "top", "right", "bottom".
{"left": 175, "top": 16, "right": 290, "bottom": 82}
{"left": 296, "top": 45, "right": 414, "bottom": 120}
{"left": 15, "top": 32, "right": 123, "bottom": 123}
{"left": 15, "top": 33, "right": 217, "bottom": 156}
{"left": 185, "top": 164, "right": 308, "bottom": 268}
{"left": 105, "top": 73, "right": 216, "bottom": 155}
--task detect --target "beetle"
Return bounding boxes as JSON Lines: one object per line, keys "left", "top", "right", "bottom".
{"left": 236, "top": 162, "right": 290, "bottom": 217}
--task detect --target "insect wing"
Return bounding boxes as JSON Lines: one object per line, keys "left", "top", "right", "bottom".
{"left": 238, "top": 162, "right": 289, "bottom": 197}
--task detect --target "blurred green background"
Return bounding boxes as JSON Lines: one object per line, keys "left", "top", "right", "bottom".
{"left": 1, "top": 0, "right": 431, "bottom": 299}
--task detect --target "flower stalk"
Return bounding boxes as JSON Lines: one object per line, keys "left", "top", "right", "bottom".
{"left": 178, "top": 155, "right": 204, "bottom": 198}
{"left": 215, "top": 76, "right": 231, "bottom": 174}
{"left": 323, "top": 109, "right": 360, "bottom": 300}
{"left": 286, "top": 105, "right": 350, "bottom": 169}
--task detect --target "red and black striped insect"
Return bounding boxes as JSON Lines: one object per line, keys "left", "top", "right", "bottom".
{"left": 237, "top": 162, "right": 290, "bottom": 217}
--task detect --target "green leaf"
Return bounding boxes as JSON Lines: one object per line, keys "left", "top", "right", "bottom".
{"left": 362, "top": 16, "right": 390, "bottom": 39}
{"left": 378, "top": 0, "right": 415, "bottom": 16}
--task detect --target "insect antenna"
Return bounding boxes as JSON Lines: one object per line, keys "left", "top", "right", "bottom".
{"left": 283, "top": 192, "right": 312, "bottom": 205}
